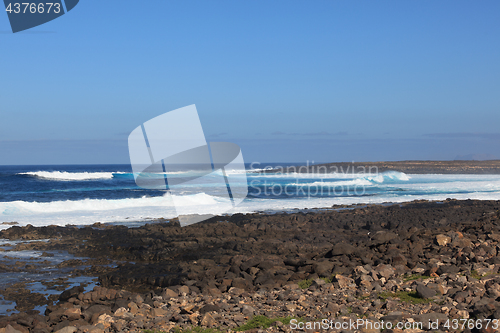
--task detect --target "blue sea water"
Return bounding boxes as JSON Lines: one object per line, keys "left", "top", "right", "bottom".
{"left": 2, "top": 163, "right": 500, "bottom": 315}
{"left": 1, "top": 164, "right": 500, "bottom": 228}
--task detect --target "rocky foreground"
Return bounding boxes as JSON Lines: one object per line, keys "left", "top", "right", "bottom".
{"left": 1, "top": 199, "right": 500, "bottom": 332}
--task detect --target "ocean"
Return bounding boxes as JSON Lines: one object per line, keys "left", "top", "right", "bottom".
{"left": 2, "top": 163, "right": 500, "bottom": 314}
{"left": 2, "top": 164, "right": 500, "bottom": 229}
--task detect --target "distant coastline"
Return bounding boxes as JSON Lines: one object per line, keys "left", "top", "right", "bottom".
{"left": 298, "top": 160, "right": 500, "bottom": 174}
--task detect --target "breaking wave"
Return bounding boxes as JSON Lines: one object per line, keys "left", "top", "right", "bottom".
{"left": 289, "top": 171, "right": 410, "bottom": 187}
{"left": 18, "top": 171, "right": 126, "bottom": 181}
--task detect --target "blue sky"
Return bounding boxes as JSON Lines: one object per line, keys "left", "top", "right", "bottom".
{"left": 1, "top": 0, "right": 500, "bottom": 164}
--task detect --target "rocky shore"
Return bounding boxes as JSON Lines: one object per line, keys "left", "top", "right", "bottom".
{"left": 1, "top": 199, "right": 500, "bottom": 332}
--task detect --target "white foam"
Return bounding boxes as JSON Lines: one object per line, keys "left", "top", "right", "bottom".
{"left": 284, "top": 171, "right": 410, "bottom": 187}
{"left": 3, "top": 173, "right": 500, "bottom": 229}
{"left": 19, "top": 171, "right": 124, "bottom": 181}
{"left": 232, "top": 191, "right": 500, "bottom": 214}
{"left": 247, "top": 170, "right": 410, "bottom": 180}
{"left": 288, "top": 179, "right": 373, "bottom": 187}
{"left": 0, "top": 193, "right": 237, "bottom": 228}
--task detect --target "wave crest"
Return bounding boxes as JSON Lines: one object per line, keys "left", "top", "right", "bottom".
{"left": 18, "top": 171, "right": 125, "bottom": 181}
{"left": 288, "top": 171, "right": 410, "bottom": 187}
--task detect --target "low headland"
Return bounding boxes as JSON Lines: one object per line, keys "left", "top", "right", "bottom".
{"left": 264, "top": 160, "right": 500, "bottom": 174}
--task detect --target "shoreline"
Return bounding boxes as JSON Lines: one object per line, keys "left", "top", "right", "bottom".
{"left": 3, "top": 163, "right": 500, "bottom": 229}
{"left": 0, "top": 199, "right": 500, "bottom": 332}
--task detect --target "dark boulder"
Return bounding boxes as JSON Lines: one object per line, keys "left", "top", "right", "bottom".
{"left": 416, "top": 283, "right": 436, "bottom": 299}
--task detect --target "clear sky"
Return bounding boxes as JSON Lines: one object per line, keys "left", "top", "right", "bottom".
{"left": 1, "top": 0, "right": 500, "bottom": 165}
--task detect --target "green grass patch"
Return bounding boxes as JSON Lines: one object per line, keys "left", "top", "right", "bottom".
{"left": 146, "top": 328, "right": 224, "bottom": 333}
{"left": 403, "top": 274, "right": 431, "bottom": 282}
{"left": 145, "top": 316, "right": 304, "bottom": 333}
{"left": 468, "top": 270, "right": 499, "bottom": 280}
{"left": 378, "top": 291, "right": 432, "bottom": 304}
{"left": 298, "top": 278, "right": 313, "bottom": 289}
{"left": 235, "top": 315, "right": 298, "bottom": 331}
{"left": 320, "top": 276, "right": 333, "bottom": 284}
{"left": 470, "top": 270, "right": 482, "bottom": 279}
{"left": 171, "top": 328, "right": 224, "bottom": 333}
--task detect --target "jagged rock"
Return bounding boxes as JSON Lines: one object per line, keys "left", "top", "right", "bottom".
{"left": 95, "top": 314, "right": 113, "bottom": 329}
{"left": 313, "top": 261, "right": 335, "bottom": 277}
{"left": 112, "top": 319, "right": 127, "bottom": 332}
{"left": 415, "top": 313, "right": 448, "bottom": 330}
{"left": 199, "top": 304, "right": 221, "bottom": 314}
{"left": 372, "top": 231, "right": 398, "bottom": 245}
{"left": 53, "top": 327, "right": 77, "bottom": 333}
{"left": 59, "top": 286, "right": 84, "bottom": 303}
{"left": 435, "top": 234, "right": 451, "bottom": 246}
{"left": 62, "top": 308, "right": 81, "bottom": 321}
{"left": 178, "top": 286, "right": 190, "bottom": 295}
{"left": 241, "top": 305, "right": 255, "bottom": 315}
{"left": 488, "top": 233, "right": 500, "bottom": 242}
{"left": 200, "top": 313, "right": 216, "bottom": 327}
{"left": 416, "top": 283, "right": 436, "bottom": 299}
{"left": 113, "top": 307, "right": 128, "bottom": 318}
{"left": 152, "top": 308, "right": 168, "bottom": 317}
{"left": 334, "top": 275, "right": 355, "bottom": 288}
{"left": 376, "top": 265, "right": 395, "bottom": 279}
{"left": 160, "top": 288, "right": 178, "bottom": 300}
{"left": 473, "top": 297, "right": 500, "bottom": 319}
{"left": 328, "top": 243, "right": 356, "bottom": 256}
{"left": 436, "top": 265, "right": 460, "bottom": 275}
{"left": 0, "top": 325, "right": 23, "bottom": 333}
{"left": 83, "top": 305, "right": 111, "bottom": 322}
